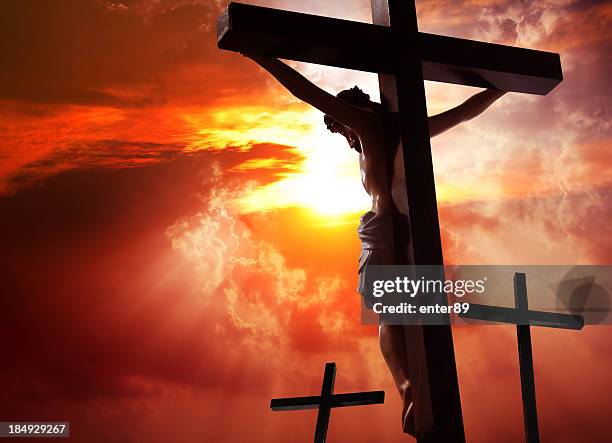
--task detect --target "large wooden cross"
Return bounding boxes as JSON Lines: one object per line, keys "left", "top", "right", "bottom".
{"left": 270, "top": 362, "right": 385, "bottom": 443}
{"left": 460, "top": 273, "right": 584, "bottom": 443}
{"left": 217, "top": 1, "right": 562, "bottom": 441}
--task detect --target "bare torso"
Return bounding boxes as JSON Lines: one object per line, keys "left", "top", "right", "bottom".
{"left": 356, "top": 110, "right": 408, "bottom": 216}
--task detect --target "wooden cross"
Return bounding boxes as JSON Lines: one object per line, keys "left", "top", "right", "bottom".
{"left": 460, "top": 273, "right": 584, "bottom": 443}
{"left": 270, "top": 362, "right": 384, "bottom": 443}
{"left": 217, "top": 1, "right": 562, "bottom": 441}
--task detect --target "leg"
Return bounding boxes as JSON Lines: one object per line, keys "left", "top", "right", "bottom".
{"left": 379, "top": 323, "right": 415, "bottom": 435}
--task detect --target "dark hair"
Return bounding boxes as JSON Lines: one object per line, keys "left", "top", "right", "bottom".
{"left": 337, "top": 86, "right": 373, "bottom": 108}
{"left": 324, "top": 86, "right": 377, "bottom": 154}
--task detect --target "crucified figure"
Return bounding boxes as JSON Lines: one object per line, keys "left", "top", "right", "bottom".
{"left": 245, "top": 54, "right": 506, "bottom": 436}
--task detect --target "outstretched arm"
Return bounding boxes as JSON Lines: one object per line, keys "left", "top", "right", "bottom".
{"left": 428, "top": 90, "right": 507, "bottom": 137}
{"left": 244, "top": 54, "right": 371, "bottom": 130}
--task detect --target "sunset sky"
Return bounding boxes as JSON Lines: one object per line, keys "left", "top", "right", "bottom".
{"left": 1, "top": 0, "right": 611, "bottom": 442}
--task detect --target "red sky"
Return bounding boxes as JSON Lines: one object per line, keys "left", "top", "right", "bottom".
{"left": 1, "top": 1, "right": 611, "bottom": 442}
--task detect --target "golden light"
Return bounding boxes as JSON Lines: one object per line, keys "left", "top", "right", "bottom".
{"left": 184, "top": 105, "right": 313, "bottom": 151}
{"left": 184, "top": 103, "right": 371, "bottom": 217}
{"left": 231, "top": 108, "right": 371, "bottom": 216}
{"left": 181, "top": 84, "right": 493, "bottom": 219}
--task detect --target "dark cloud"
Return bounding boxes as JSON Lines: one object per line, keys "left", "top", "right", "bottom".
{"left": 0, "top": 142, "right": 359, "bottom": 434}
{"left": 0, "top": 154, "right": 265, "bottom": 405}
{"left": 5, "top": 139, "right": 185, "bottom": 190}
{"left": 0, "top": 0, "right": 257, "bottom": 107}
{"left": 497, "top": 17, "right": 518, "bottom": 42}
{"left": 4, "top": 138, "right": 305, "bottom": 195}
{"left": 567, "top": 0, "right": 611, "bottom": 12}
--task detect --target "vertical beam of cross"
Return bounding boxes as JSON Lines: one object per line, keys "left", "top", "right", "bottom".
{"left": 314, "top": 362, "right": 336, "bottom": 443}
{"left": 460, "top": 272, "right": 584, "bottom": 442}
{"left": 514, "top": 273, "right": 541, "bottom": 443}
{"left": 372, "top": 1, "right": 465, "bottom": 441}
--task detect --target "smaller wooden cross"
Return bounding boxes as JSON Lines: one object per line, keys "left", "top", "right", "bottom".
{"left": 460, "top": 273, "right": 584, "bottom": 443}
{"left": 270, "top": 362, "right": 384, "bottom": 443}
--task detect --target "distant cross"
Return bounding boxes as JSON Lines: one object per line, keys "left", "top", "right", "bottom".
{"left": 460, "top": 273, "right": 584, "bottom": 443}
{"left": 218, "top": 1, "right": 562, "bottom": 441}
{"left": 270, "top": 362, "right": 384, "bottom": 443}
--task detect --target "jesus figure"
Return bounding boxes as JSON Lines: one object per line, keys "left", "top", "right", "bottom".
{"left": 245, "top": 54, "right": 506, "bottom": 436}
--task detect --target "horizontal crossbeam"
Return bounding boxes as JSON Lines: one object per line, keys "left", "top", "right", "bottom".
{"left": 460, "top": 303, "right": 584, "bottom": 330}
{"left": 331, "top": 391, "right": 385, "bottom": 407}
{"left": 270, "top": 391, "right": 385, "bottom": 411}
{"left": 217, "top": 2, "right": 562, "bottom": 94}
{"left": 270, "top": 396, "right": 321, "bottom": 411}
